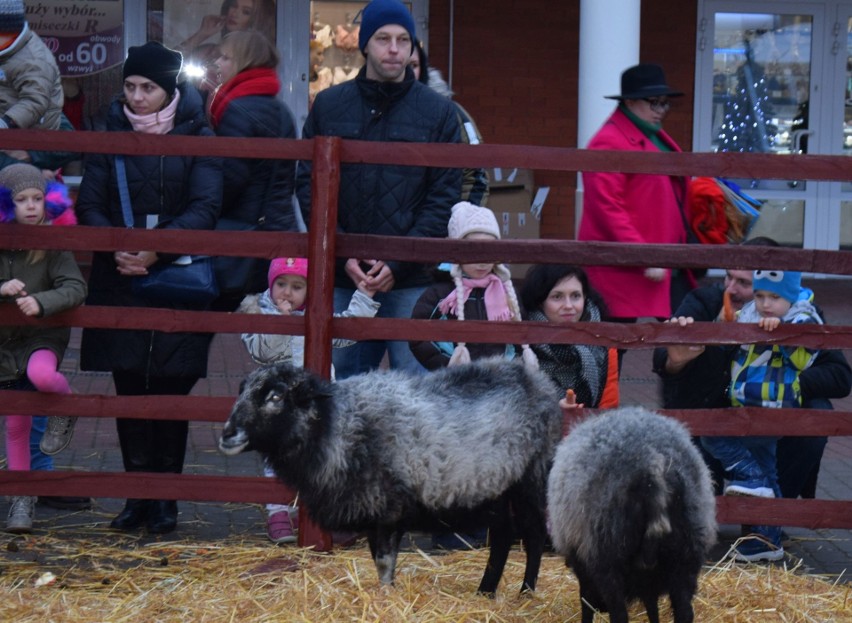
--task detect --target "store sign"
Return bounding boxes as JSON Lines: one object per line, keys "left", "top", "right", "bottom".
{"left": 26, "top": 0, "right": 124, "bottom": 77}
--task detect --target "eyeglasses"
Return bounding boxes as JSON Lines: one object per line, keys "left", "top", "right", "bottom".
{"left": 643, "top": 98, "right": 672, "bottom": 112}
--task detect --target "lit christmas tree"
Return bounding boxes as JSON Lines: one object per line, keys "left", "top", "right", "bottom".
{"left": 717, "top": 39, "right": 776, "bottom": 153}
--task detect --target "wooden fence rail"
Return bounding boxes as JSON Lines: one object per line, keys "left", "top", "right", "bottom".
{"left": 1, "top": 130, "right": 851, "bottom": 548}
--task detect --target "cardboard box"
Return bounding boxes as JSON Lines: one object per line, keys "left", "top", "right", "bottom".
{"left": 487, "top": 169, "right": 539, "bottom": 279}
{"left": 489, "top": 167, "right": 535, "bottom": 190}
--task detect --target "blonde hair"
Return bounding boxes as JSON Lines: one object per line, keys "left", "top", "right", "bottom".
{"left": 221, "top": 29, "right": 280, "bottom": 75}
{"left": 448, "top": 263, "right": 538, "bottom": 370}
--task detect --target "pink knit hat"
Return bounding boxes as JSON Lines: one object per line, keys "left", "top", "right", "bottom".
{"left": 268, "top": 257, "right": 308, "bottom": 289}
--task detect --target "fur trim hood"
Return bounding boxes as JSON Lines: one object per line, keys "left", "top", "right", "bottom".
{"left": 0, "top": 180, "right": 76, "bottom": 225}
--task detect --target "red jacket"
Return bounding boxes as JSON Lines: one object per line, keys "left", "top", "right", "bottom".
{"left": 578, "top": 107, "right": 688, "bottom": 319}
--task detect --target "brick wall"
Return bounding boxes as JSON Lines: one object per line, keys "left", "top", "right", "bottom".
{"left": 427, "top": 0, "right": 698, "bottom": 240}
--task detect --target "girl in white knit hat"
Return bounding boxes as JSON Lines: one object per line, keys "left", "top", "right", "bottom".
{"left": 409, "top": 201, "right": 536, "bottom": 550}
{"left": 409, "top": 201, "right": 537, "bottom": 371}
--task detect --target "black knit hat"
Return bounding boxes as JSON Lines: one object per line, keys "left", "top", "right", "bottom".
{"left": 123, "top": 42, "right": 183, "bottom": 95}
{"left": 605, "top": 63, "right": 684, "bottom": 100}
{"left": 0, "top": 0, "right": 24, "bottom": 33}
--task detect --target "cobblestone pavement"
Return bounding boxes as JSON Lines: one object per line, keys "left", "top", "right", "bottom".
{"left": 3, "top": 279, "right": 851, "bottom": 582}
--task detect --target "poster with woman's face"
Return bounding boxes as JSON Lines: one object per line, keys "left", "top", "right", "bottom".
{"left": 163, "top": 0, "right": 277, "bottom": 90}
{"left": 163, "top": 0, "right": 277, "bottom": 56}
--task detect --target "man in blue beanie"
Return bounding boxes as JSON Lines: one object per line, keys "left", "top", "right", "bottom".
{"left": 296, "top": 0, "right": 461, "bottom": 384}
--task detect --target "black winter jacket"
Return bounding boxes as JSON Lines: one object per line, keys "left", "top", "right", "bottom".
{"left": 652, "top": 285, "right": 852, "bottom": 409}
{"left": 296, "top": 66, "right": 462, "bottom": 288}
{"left": 216, "top": 93, "right": 297, "bottom": 231}
{"left": 409, "top": 274, "right": 511, "bottom": 370}
{"left": 76, "top": 83, "right": 223, "bottom": 379}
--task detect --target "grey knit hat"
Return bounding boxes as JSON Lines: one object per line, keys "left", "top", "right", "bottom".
{"left": 0, "top": 163, "right": 46, "bottom": 196}
{"left": 0, "top": 0, "right": 24, "bottom": 33}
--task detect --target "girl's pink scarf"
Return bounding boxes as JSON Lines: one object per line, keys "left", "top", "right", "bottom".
{"left": 438, "top": 273, "right": 512, "bottom": 321}
{"left": 124, "top": 90, "right": 180, "bottom": 135}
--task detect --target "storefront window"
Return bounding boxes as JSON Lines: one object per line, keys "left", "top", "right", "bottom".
{"left": 156, "top": 0, "right": 278, "bottom": 95}
{"left": 712, "top": 13, "right": 813, "bottom": 155}
{"left": 309, "top": 1, "right": 413, "bottom": 108}
{"left": 310, "top": 2, "right": 366, "bottom": 106}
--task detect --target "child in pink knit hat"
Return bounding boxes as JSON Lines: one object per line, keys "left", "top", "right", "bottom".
{"left": 0, "top": 163, "right": 86, "bottom": 533}
{"left": 237, "top": 256, "right": 380, "bottom": 544}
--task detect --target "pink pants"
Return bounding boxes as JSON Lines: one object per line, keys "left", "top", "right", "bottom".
{"left": 5, "top": 349, "right": 71, "bottom": 471}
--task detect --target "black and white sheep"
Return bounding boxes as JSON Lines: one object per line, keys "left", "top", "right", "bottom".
{"left": 547, "top": 406, "right": 717, "bottom": 623}
{"left": 218, "top": 357, "right": 563, "bottom": 595}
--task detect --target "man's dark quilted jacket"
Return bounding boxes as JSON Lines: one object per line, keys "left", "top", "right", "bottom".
{"left": 296, "top": 66, "right": 462, "bottom": 287}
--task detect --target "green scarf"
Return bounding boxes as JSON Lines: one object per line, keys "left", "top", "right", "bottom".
{"left": 620, "top": 103, "right": 670, "bottom": 152}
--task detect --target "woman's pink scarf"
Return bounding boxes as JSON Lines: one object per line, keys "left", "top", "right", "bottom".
{"left": 438, "top": 273, "right": 512, "bottom": 321}
{"left": 124, "top": 90, "right": 180, "bottom": 135}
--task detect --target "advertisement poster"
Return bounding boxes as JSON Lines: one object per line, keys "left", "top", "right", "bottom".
{"left": 163, "top": 0, "right": 221, "bottom": 51}
{"left": 26, "top": 0, "right": 124, "bottom": 77}
{"left": 163, "top": 0, "right": 277, "bottom": 52}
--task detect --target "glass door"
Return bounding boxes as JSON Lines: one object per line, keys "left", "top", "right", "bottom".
{"left": 836, "top": 5, "right": 852, "bottom": 249}
{"left": 695, "top": 1, "right": 850, "bottom": 251}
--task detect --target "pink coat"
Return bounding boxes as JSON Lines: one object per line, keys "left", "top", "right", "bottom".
{"left": 578, "top": 107, "right": 688, "bottom": 319}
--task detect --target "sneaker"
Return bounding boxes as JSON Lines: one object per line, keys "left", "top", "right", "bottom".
{"left": 725, "top": 458, "right": 775, "bottom": 498}
{"left": 267, "top": 508, "right": 297, "bottom": 544}
{"left": 724, "top": 479, "right": 775, "bottom": 498}
{"left": 39, "top": 416, "right": 77, "bottom": 455}
{"left": 732, "top": 527, "right": 785, "bottom": 562}
{"left": 6, "top": 496, "right": 35, "bottom": 534}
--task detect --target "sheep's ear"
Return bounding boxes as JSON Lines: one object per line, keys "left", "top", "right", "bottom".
{"left": 290, "top": 378, "right": 332, "bottom": 408}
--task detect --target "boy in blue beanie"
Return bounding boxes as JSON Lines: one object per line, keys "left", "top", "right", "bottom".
{"left": 702, "top": 268, "right": 821, "bottom": 562}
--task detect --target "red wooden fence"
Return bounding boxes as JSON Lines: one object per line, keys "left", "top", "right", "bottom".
{"left": 1, "top": 129, "right": 852, "bottom": 549}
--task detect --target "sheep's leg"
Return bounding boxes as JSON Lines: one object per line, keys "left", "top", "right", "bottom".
{"left": 477, "top": 499, "right": 513, "bottom": 596}
{"left": 572, "top": 562, "right": 606, "bottom": 623}
{"left": 668, "top": 580, "right": 696, "bottom": 623}
{"left": 642, "top": 596, "right": 661, "bottom": 623}
{"left": 516, "top": 506, "right": 546, "bottom": 594}
{"left": 370, "top": 525, "right": 403, "bottom": 586}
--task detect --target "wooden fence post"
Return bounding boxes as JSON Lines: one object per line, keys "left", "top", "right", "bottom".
{"left": 298, "top": 136, "right": 341, "bottom": 551}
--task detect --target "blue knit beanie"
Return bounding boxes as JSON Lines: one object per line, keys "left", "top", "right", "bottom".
{"left": 753, "top": 269, "right": 801, "bottom": 304}
{"left": 0, "top": 0, "right": 24, "bottom": 33}
{"left": 358, "top": 0, "right": 416, "bottom": 54}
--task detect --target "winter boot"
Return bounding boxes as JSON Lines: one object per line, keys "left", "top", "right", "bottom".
{"left": 6, "top": 496, "right": 35, "bottom": 534}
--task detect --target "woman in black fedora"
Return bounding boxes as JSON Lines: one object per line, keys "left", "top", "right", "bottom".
{"left": 577, "top": 63, "right": 694, "bottom": 326}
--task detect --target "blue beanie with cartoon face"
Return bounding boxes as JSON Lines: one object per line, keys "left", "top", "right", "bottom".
{"left": 358, "top": 0, "right": 416, "bottom": 54}
{"left": 753, "top": 269, "right": 801, "bottom": 304}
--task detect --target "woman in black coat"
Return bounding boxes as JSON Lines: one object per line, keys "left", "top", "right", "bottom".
{"left": 208, "top": 29, "right": 297, "bottom": 306}
{"left": 76, "top": 42, "right": 222, "bottom": 534}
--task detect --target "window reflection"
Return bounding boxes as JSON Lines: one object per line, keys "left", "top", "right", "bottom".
{"left": 161, "top": 0, "right": 277, "bottom": 97}
{"left": 310, "top": 3, "right": 369, "bottom": 107}
{"left": 712, "top": 13, "right": 812, "bottom": 155}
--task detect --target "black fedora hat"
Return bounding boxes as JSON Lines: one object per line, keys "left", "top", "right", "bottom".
{"left": 605, "top": 63, "right": 684, "bottom": 100}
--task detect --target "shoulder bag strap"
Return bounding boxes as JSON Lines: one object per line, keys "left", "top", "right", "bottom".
{"left": 115, "top": 155, "right": 134, "bottom": 229}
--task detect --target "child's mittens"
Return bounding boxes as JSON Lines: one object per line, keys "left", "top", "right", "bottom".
{"left": 448, "top": 343, "right": 471, "bottom": 367}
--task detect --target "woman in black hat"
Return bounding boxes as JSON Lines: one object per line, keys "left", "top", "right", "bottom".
{"left": 577, "top": 63, "right": 691, "bottom": 327}
{"left": 75, "top": 41, "right": 222, "bottom": 535}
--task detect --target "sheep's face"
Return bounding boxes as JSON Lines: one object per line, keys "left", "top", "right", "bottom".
{"left": 218, "top": 363, "right": 330, "bottom": 457}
